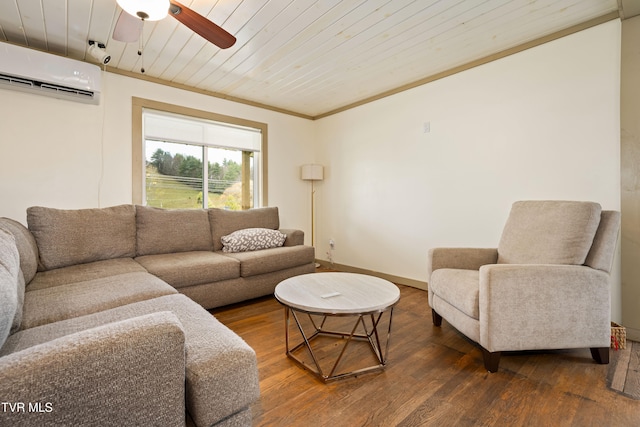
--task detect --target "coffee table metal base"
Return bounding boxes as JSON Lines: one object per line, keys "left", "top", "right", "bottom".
{"left": 283, "top": 306, "right": 394, "bottom": 382}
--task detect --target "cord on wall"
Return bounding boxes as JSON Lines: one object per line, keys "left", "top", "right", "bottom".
{"left": 326, "top": 251, "right": 333, "bottom": 265}
{"left": 97, "top": 68, "right": 107, "bottom": 207}
{"left": 326, "top": 238, "right": 335, "bottom": 265}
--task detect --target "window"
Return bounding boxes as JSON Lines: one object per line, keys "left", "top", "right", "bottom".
{"left": 131, "top": 98, "right": 268, "bottom": 209}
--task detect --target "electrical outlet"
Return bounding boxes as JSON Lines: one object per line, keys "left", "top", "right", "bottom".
{"left": 329, "top": 239, "right": 335, "bottom": 249}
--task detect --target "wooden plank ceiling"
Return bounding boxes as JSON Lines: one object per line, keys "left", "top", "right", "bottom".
{"left": 0, "top": 0, "right": 624, "bottom": 118}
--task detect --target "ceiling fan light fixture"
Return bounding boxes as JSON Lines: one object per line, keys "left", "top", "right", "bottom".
{"left": 116, "top": 0, "right": 170, "bottom": 21}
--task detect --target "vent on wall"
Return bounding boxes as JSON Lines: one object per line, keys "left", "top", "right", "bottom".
{"left": 0, "top": 41, "right": 101, "bottom": 105}
{"left": 0, "top": 73, "right": 97, "bottom": 102}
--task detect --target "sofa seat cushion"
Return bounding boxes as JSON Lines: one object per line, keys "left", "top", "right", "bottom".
{"left": 136, "top": 206, "right": 213, "bottom": 256}
{"left": 429, "top": 268, "right": 480, "bottom": 319}
{"left": 27, "top": 258, "right": 147, "bottom": 291}
{"left": 27, "top": 205, "right": 136, "bottom": 271}
{"left": 135, "top": 251, "right": 240, "bottom": 289}
{"left": 21, "top": 272, "right": 177, "bottom": 330}
{"left": 222, "top": 245, "right": 315, "bottom": 277}
{"left": 0, "top": 294, "right": 260, "bottom": 427}
{"left": 497, "top": 200, "right": 601, "bottom": 265}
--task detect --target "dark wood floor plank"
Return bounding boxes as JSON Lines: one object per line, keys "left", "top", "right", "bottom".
{"left": 609, "top": 343, "right": 632, "bottom": 392}
{"left": 623, "top": 341, "right": 640, "bottom": 399}
{"left": 212, "top": 280, "right": 640, "bottom": 426}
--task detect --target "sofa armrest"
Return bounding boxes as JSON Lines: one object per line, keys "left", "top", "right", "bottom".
{"left": 280, "top": 228, "right": 304, "bottom": 246}
{"left": 428, "top": 248, "right": 498, "bottom": 280}
{"left": 0, "top": 312, "right": 186, "bottom": 427}
{"left": 478, "top": 264, "right": 610, "bottom": 352}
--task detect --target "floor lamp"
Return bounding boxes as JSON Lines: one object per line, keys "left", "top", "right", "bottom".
{"left": 301, "top": 164, "right": 324, "bottom": 263}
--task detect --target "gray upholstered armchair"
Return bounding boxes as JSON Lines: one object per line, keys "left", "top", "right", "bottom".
{"left": 427, "top": 200, "right": 620, "bottom": 372}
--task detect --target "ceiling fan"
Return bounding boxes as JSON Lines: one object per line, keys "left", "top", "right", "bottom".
{"left": 112, "top": 0, "right": 236, "bottom": 49}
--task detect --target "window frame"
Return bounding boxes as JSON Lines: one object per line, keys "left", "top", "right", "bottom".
{"left": 131, "top": 97, "right": 268, "bottom": 208}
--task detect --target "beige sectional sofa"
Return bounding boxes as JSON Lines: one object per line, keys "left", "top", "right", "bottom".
{"left": 0, "top": 204, "right": 315, "bottom": 426}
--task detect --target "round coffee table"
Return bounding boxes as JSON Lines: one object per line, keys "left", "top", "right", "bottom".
{"left": 274, "top": 272, "right": 400, "bottom": 382}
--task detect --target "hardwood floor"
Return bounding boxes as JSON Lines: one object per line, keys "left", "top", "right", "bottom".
{"left": 609, "top": 340, "right": 640, "bottom": 400}
{"left": 212, "top": 282, "right": 640, "bottom": 426}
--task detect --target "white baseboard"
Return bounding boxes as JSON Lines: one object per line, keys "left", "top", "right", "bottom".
{"left": 625, "top": 326, "right": 640, "bottom": 342}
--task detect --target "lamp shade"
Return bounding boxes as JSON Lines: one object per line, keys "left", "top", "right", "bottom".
{"left": 301, "top": 164, "right": 324, "bottom": 181}
{"left": 117, "top": 0, "right": 170, "bottom": 21}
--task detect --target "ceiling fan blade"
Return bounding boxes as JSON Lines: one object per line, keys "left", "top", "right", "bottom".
{"left": 113, "top": 10, "right": 143, "bottom": 43}
{"left": 169, "top": 1, "right": 236, "bottom": 49}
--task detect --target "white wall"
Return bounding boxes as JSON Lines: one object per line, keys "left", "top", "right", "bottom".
{"left": 315, "top": 21, "right": 622, "bottom": 318}
{"left": 621, "top": 15, "right": 640, "bottom": 340}
{"left": 0, "top": 72, "right": 316, "bottom": 233}
{"left": 0, "top": 20, "right": 623, "bottom": 319}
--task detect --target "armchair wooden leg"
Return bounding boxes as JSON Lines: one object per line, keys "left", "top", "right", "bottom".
{"left": 481, "top": 348, "right": 501, "bottom": 373}
{"left": 590, "top": 347, "right": 609, "bottom": 364}
{"left": 432, "top": 309, "right": 442, "bottom": 326}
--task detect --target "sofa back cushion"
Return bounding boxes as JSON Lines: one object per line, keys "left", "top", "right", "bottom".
{"left": 135, "top": 206, "right": 213, "bottom": 256}
{"left": 497, "top": 200, "right": 601, "bottom": 265}
{"left": 0, "top": 229, "right": 20, "bottom": 346}
{"left": 0, "top": 218, "right": 39, "bottom": 284}
{"left": 209, "top": 207, "right": 280, "bottom": 251}
{"left": 27, "top": 205, "right": 136, "bottom": 270}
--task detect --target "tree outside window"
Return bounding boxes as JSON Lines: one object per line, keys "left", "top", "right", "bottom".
{"left": 142, "top": 110, "right": 261, "bottom": 210}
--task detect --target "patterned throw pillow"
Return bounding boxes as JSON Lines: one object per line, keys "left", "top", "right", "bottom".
{"left": 221, "top": 228, "right": 286, "bottom": 253}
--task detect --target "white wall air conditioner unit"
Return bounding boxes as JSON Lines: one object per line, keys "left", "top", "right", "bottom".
{"left": 0, "top": 41, "right": 101, "bottom": 105}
